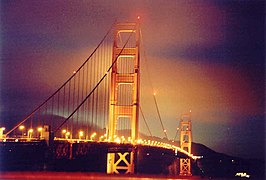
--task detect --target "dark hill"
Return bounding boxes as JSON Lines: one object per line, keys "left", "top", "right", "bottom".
{"left": 138, "top": 133, "right": 265, "bottom": 179}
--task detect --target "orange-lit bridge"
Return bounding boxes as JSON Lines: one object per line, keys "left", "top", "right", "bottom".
{"left": 0, "top": 19, "right": 202, "bottom": 175}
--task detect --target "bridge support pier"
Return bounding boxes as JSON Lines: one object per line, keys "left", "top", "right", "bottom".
{"left": 107, "top": 20, "right": 140, "bottom": 174}
{"left": 179, "top": 113, "right": 192, "bottom": 176}
{"left": 107, "top": 151, "right": 135, "bottom": 174}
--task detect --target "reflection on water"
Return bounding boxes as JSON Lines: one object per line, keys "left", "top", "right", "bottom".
{"left": 0, "top": 172, "right": 197, "bottom": 180}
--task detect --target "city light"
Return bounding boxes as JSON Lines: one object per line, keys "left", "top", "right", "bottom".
{"left": 235, "top": 172, "right": 250, "bottom": 178}
{"left": 0, "top": 127, "right": 5, "bottom": 139}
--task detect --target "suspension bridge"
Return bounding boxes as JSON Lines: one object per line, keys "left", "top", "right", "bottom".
{"left": 0, "top": 19, "right": 201, "bottom": 175}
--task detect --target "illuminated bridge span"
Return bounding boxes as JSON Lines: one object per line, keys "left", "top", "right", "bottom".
{"left": 1, "top": 19, "right": 201, "bottom": 175}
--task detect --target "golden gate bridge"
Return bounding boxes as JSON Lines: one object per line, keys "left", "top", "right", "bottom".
{"left": 0, "top": 19, "right": 201, "bottom": 175}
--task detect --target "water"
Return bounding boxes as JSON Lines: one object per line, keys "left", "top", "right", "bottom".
{"left": 0, "top": 172, "right": 200, "bottom": 180}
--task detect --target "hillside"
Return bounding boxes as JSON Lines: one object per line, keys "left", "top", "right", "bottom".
{"left": 138, "top": 133, "right": 265, "bottom": 178}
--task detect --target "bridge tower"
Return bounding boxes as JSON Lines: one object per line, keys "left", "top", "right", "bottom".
{"left": 107, "top": 21, "right": 140, "bottom": 174}
{"left": 179, "top": 113, "right": 192, "bottom": 176}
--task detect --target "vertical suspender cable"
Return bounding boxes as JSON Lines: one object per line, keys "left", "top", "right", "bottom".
{"left": 63, "top": 86, "right": 65, "bottom": 119}
{"left": 81, "top": 66, "right": 85, "bottom": 131}
{"left": 68, "top": 81, "right": 71, "bottom": 131}
{"left": 77, "top": 71, "right": 80, "bottom": 129}
{"left": 153, "top": 93, "right": 168, "bottom": 140}
{"left": 72, "top": 75, "right": 76, "bottom": 137}
{"left": 54, "top": 28, "right": 134, "bottom": 133}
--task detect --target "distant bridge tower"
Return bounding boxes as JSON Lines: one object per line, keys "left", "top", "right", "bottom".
{"left": 107, "top": 21, "right": 140, "bottom": 174}
{"left": 179, "top": 113, "right": 192, "bottom": 176}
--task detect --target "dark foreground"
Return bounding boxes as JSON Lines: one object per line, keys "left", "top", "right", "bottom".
{"left": 0, "top": 172, "right": 208, "bottom": 180}
{"left": 0, "top": 141, "right": 264, "bottom": 179}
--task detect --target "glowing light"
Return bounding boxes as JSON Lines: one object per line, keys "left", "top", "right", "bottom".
{"left": 163, "top": 129, "right": 167, "bottom": 133}
{"left": 65, "top": 131, "right": 70, "bottom": 139}
{"left": 127, "top": 137, "right": 132, "bottom": 143}
{"left": 90, "top": 132, "right": 97, "bottom": 140}
{"left": 37, "top": 127, "right": 43, "bottom": 138}
{"left": 114, "top": 137, "right": 121, "bottom": 144}
{"left": 79, "top": 131, "right": 84, "bottom": 136}
{"left": 62, "top": 129, "right": 67, "bottom": 134}
{"left": 19, "top": 125, "right": 25, "bottom": 130}
{"left": 137, "top": 139, "right": 143, "bottom": 144}
{"left": 137, "top": 16, "right": 140, "bottom": 20}
{"left": 0, "top": 127, "right": 5, "bottom": 139}
{"left": 78, "top": 131, "right": 84, "bottom": 140}
{"left": 153, "top": 92, "right": 156, "bottom": 96}
{"left": 121, "top": 136, "right": 125, "bottom": 143}
{"left": 73, "top": 71, "right": 76, "bottom": 74}
{"left": 235, "top": 172, "right": 250, "bottom": 178}
{"left": 27, "top": 129, "right": 33, "bottom": 139}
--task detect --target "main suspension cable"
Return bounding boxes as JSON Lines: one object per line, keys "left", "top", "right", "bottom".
{"left": 54, "top": 28, "right": 135, "bottom": 133}
{"left": 140, "top": 28, "right": 168, "bottom": 140}
{"left": 5, "top": 22, "right": 115, "bottom": 137}
{"left": 140, "top": 106, "right": 152, "bottom": 137}
{"left": 153, "top": 93, "right": 168, "bottom": 140}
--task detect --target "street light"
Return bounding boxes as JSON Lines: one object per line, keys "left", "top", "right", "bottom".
{"left": 121, "top": 136, "right": 125, "bottom": 143}
{"left": 28, "top": 129, "right": 33, "bottom": 139}
{"left": 90, "top": 132, "right": 96, "bottom": 141}
{"left": 65, "top": 132, "right": 70, "bottom": 139}
{"left": 62, "top": 129, "right": 67, "bottom": 138}
{"left": 79, "top": 131, "right": 84, "bottom": 140}
{"left": 37, "top": 127, "right": 43, "bottom": 138}
{"left": 19, "top": 125, "right": 25, "bottom": 137}
{"left": 99, "top": 135, "right": 104, "bottom": 141}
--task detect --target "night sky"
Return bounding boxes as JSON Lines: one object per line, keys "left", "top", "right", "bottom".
{"left": 1, "top": 0, "right": 265, "bottom": 159}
